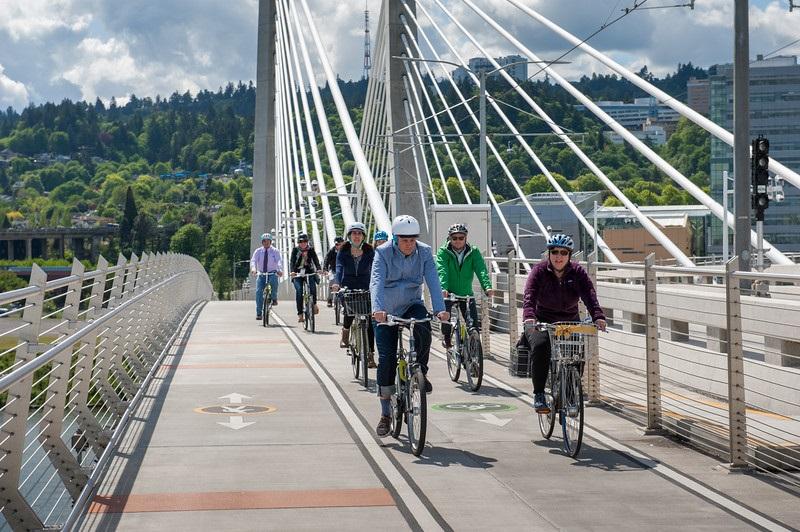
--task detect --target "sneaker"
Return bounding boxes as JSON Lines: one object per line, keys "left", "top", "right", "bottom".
{"left": 327, "top": 301, "right": 333, "bottom": 308}
{"left": 441, "top": 339, "right": 452, "bottom": 350}
{"left": 367, "top": 352, "right": 377, "bottom": 369}
{"left": 272, "top": 300, "right": 278, "bottom": 306}
{"left": 313, "top": 304, "right": 319, "bottom": 315}
{"left": 376, "top": 415, "right": 391, "bottom": 437}
{"left": 256, "top": 316, "right": 262, "bottom": 320}
{"left": 298, "top": 315, "right": 304, "bottom": 323}
{"left": 534, "top": 393, "right": 550, "bottom": 414}
{"left": 424, "top": 379, "right": 432, "bottom": 394}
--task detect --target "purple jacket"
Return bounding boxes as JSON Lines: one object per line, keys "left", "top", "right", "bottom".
{"left": 522, "top": 261, "right": 605, "bottom": 323}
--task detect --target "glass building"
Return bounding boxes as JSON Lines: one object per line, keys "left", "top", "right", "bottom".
{"left": 708, "top": 55, "right": 800, "bottom": 254}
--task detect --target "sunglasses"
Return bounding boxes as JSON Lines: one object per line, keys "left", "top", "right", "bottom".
{"left": 450, "top": 235, "right": 465, "bottom": 241}
{"left": 549, "top": 249, "right": 570, "bottom": 256}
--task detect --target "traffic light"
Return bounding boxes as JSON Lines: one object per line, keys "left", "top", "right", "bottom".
{"left": 751, "top": 136, "right": 769, "bottom": 221}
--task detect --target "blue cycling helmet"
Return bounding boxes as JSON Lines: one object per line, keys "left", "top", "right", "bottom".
{"left": 373, "top": 230, "right": 388, "bottom": 241}
{"left": 546, "top": 233, "right": 574, "bottom": 251}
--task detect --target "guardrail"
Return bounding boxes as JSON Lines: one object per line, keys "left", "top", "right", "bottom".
{"left": 0, "top": 252, "right": 212, "bottom": 530}
{"left": 478, "top": 251, "right": 800, "bottom": 485}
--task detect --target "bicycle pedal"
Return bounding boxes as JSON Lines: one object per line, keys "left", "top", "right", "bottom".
{"left": 567, "top": 407, "right": 579, "bottom": 417}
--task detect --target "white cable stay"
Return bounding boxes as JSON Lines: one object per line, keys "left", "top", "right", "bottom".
{"left": 505, "top": 0, "right": 800, "bottom": 192}
{"left": 279, "top": 0, "right": 337, "bottom": 246}
{"left": 286, "top": 0, "right": 356, "bottom": 229}
{"left": 456, "top": 0, "right": 791, "bottom": 266}
{"left": 297, "top": 0, "right": 392, "bottom": 232}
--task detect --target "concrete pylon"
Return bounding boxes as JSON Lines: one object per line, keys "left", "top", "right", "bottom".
{"left": 252, "top": 0, "right": 279, "bottom": 252}
{"left": 384, "top": 0, "right": 428, "bottom": 240}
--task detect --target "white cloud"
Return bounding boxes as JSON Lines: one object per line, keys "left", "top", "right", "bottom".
{"left": 0, "top": 64, "right": 29, "bottom": 108}
{"left": 0, "top": 0, "right": 93, "bottom": 41}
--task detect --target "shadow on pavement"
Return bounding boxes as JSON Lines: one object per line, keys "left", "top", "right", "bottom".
{"left": 532, "top": 439, "right": 649, "bottom": 472}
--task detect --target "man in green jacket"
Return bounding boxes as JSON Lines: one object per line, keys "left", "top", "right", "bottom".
{"left": 436, "top": 223, "right": 493, "bottom": 349}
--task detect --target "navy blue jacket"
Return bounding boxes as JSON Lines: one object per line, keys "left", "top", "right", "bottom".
{"left": 335, "top": 242, "right": 374, "bottom": 290}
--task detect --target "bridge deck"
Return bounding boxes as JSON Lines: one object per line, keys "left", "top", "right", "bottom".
{"left": 81, "top": 302, "right": 799, "bottom": 531}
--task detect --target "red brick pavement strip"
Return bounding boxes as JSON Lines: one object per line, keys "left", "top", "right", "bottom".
{"left": 88, "top": 488, "right": 395, "bottom": 514}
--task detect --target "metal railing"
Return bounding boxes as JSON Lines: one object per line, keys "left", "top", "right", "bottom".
{"left": 477, "top": 251, "right": 800, "bottom": 485}
{"left": 0, "top": 252, "right": 212, "bottom": 531}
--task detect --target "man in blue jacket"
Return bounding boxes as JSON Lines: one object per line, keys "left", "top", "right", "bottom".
{"left": 370, "top": 215, "right": 449, "bottom": 437}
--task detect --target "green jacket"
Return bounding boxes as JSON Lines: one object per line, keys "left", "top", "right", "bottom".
{"left": 436, "top": 241, "right": 491, "bottom": 296}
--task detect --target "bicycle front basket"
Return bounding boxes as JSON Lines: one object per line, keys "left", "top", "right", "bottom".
{"left": 343, "top": 290, "right": 371, "bottom": 317}
{"left": 547, "top": 322, "right": 595, "bottom": 363}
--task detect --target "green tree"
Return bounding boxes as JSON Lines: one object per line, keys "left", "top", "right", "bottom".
{"left": 48, "top": 131, "right": 71, "bottom": 154}
{"left": 0, "top": 271, "right": 26, "bottom": 293}
{"left": 170, "top": 223, "right": 205, "bottom": 259}
{"left": 120, "top": 186, "right": 138, "bottom": 247}
{"left": 210, "top": 256, "right": 231, "bottom": 300}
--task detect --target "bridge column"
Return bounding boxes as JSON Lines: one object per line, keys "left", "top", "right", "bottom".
{"left": 764, "top": 337, "right": 800, "bottom": 368}
{"left": 25, "top": 237, "right": 32, "bottom": 259}
{"left": 40, "top": 238, "right": 49, "bottom": 259}
{"left": 91, "top": 236, "right": 100, "bottom": 261}
{"left": 59, "top": 236, "right": 66, "bottom": 258}
{"left": 5, "top": 239, "right": 11, "bottom": 260}
{"left": 252, "top": 0, "right": 278, "bottom": 251}
{"left": 385, "top": 0, "right": 428, "bottom": 240}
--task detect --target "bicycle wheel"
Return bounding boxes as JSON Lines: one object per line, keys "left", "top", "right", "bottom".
{"left": 446, "top": 322, "right": 461, "bottom": 382}
{"left": 561, "top": 366, "right": 584, "bottom": 458}
{"left": 360, "top": 325, "right": 369, "bottom": 388}
{"left": 407, "top": 368, "right": 427, "bottom": 457}
{"left": 350, "top": 328, "right": 360, "bottom": 379}
{"left": 335, "top": 297, "right": 341, "bottom": 326}
{"left": 538, "top": 367, "right": 556, "bottom": 439}
{"left": 262, "top": 290, "right": 269, "bottom": 327}
{"left": 390, "top": 370, "right": 403, "bottom": 439}
{"left": 465, "top": 330, "right": 483, "bottom": 392}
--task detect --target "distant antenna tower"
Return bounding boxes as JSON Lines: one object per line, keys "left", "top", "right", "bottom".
{"left": 363, "top": 2, "right": 372, "bottom": 80}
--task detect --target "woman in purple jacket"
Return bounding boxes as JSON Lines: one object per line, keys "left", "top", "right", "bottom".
{"left": 522, "top": 234, "right": 607, "bottom": 413}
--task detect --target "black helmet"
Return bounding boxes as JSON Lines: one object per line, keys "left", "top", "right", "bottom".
{"left": 297, "top": 233, "right": 309, "bottom": 242}
{"left": 334, "top": 236, "right": 344, "bottom": 244}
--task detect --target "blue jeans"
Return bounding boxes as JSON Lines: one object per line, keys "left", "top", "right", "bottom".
{"left": 255, "top": 273, "right": 278, "bottom": 316}
{"left": 374, "top": 303, "right": 431, "bottom": 394}
{"left": 293, "top": 275, "right": 318, "bottom": 315}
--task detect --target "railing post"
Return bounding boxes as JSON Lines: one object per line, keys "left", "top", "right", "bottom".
{"left": 585, "top": 252, "right": 600, "bottom": 403}
{"left": 73, "top": 255, "right": 111, "bottom": 454}
{"left": 105, "top": 255, "right": 137, "bottom": 408}
{"left": 481, "top": 291, "right": 491, "bottom": 360}
{"left": 644, "top": 253, "right": 663, "bottom": 432}
{"left": 38, "top": 258, "right": 90, "bottom": 500}
{"left": 507, "top": 250, "right": 518, "bottom": 347}
{"left": 0, "top": 264, "right": 47, "bottom": 529}
{"left": 725, "top": 257, "right": 749, "bottom": 468}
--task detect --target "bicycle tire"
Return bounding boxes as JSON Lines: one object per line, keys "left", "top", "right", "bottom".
{"left": 360, "top": 325, "right": 369, "bottom": 388}
{"left": 390, "top": 370, "right": 403, "bottom": 439}
{"left": 466, "top": 330, "right": 483, "bottom": 392}
{"left": 538, "top": 367, "right": 556, "bottom": 439}
{"left": 408, "top": 368, "right": 427, "bottom": 457}
{"left": 350, "top": 328, "right": 360, "bottom": 379}
{"left": 446, "top": 324, "right": 461, "bottom": 382}
{"left": 334, "top": 297, "right": 341, "bottom": 326}
{"left": 561, "top": 366, "right": 584, "bottom": 458}
{"left": 262, "top": 291, "right": 269, "bottom": 328}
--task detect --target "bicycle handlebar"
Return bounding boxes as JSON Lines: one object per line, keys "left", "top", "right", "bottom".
{"left": 256, "top": 271, "right": 279, "bottom": 277}
{"left": 377, "top": 315, "right": 433, "bottom": 327}
{"left": 444, "top": 294, "right": 476, "bottom": 302}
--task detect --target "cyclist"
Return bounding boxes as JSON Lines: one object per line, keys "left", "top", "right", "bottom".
{"left": 323, "top": 236, "right": 345, "bottom": 307}
{"left": 370, "top": 215, "right": 449, "bottom": 437}
{"left": 373, "top": 230, "right": 388, "bottom": 248}
{"left": 521, "top": 234, "right": 607, "bottom": 414}
{"left": 289, "top": 233, "right": 322, "bottom": 323}
{"left": 436, "top": 222, "right": 493, "bottom": 349}
{"left": 332, "top": 222, "right": 376, "bottom": 367}
{"left": 250, "top": 233, "right": 283, "bottom": 320}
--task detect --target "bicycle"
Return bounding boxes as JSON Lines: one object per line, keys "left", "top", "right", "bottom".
{"left": 341, "top": 288, "right": 371, "bottom": 388}
{"left": 257, "top": 271, "right": 278, "bottom": 327}
{"left": 333, "top": 276, "right": 342, "bottom": 326}
{"left": 528, "top": 321, "right": 597, "bottom": 458}
{"left": 294, "top": 272, "right": 318, "bottom": 333}
{"left": 444, "top": 295, "right": 483, "bottom": 392}
{"left": 378, "top": 315, "right": 431, "bottom": 457}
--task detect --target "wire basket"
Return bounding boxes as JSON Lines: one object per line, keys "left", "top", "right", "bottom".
{"left": 545, "top": 322, "right": 596, "bottom": 364}
{"left": 509, "top": 345, "right": 531, "bottom": 378}
{"left": 343, "top": 290, "right": 371, "bottom": 317}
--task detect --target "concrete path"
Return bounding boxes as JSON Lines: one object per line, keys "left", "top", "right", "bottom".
{"left": 81, "top": 301, "right": 800, "bottom": 531}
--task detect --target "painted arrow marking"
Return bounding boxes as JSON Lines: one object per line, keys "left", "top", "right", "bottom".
{"left": 476, "top": 413, "right": 512, "bottom": 427}
{"left": 219, "top": 393, "right": 252, "bottom": 404}
{"left": 217, "top": 416, "right": 256, "bottom": 430}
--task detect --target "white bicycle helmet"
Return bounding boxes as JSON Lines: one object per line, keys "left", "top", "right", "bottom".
{"left": 448, "top": 223, "right": 468, "bottom": 236}
{"left": 260, "top": 232, "right": 272, "bottom": 242}
{"left": 391, "top": 215, "right": 420, "bottom": 237}
{"left": 346, "top": 222, "right": 367, "bottom": 236}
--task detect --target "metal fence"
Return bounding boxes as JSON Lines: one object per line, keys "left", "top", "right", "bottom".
{"left": 480, "top": 251, "right": 800, "bottom": 488}
{"left": 0, "top": 252, "right": 212, "bottom": 531}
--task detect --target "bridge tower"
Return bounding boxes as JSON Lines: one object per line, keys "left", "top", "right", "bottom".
{"left": 252, "top": 0, "right": 279, "bottom": 251}
{"left": 384, "top": 0, "right": 429, "bottom": 240}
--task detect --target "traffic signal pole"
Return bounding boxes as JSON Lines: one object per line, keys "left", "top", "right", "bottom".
{"left": 733, "top": 0, "right": 751, "bottom": 272}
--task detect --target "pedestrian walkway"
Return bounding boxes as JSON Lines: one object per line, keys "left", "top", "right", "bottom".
{"left": 80, "top": 301, "right": 800, "bottom": 531}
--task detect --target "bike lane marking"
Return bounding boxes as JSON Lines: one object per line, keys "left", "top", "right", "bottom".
{"left": 275, "top": 314, "right": 446, "bottom": 532}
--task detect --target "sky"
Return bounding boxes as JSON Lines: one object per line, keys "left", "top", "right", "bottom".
{"left": 0, "top": 0, "right": 799, "bottom": 111}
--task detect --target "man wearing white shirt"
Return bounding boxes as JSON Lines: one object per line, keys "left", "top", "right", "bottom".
{"left": 250, "top": 233, "right": 283, "bottom": 320}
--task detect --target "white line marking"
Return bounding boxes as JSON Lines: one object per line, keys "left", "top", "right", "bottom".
{"left": 476, "top": 413, "right": 512, "bottom": 427}
{"left": 429, "top": 347, "right": 791, "bottom": 532}
{"left": 276, "top": 315, "right": 444, "bottom": 531}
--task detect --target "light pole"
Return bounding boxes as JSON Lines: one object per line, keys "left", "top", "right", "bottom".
{"left": 722, "top": 170, "right": 735, "bottom": 262}
{"left": 515, "top": 223, "right": 550, "bottom": 257}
